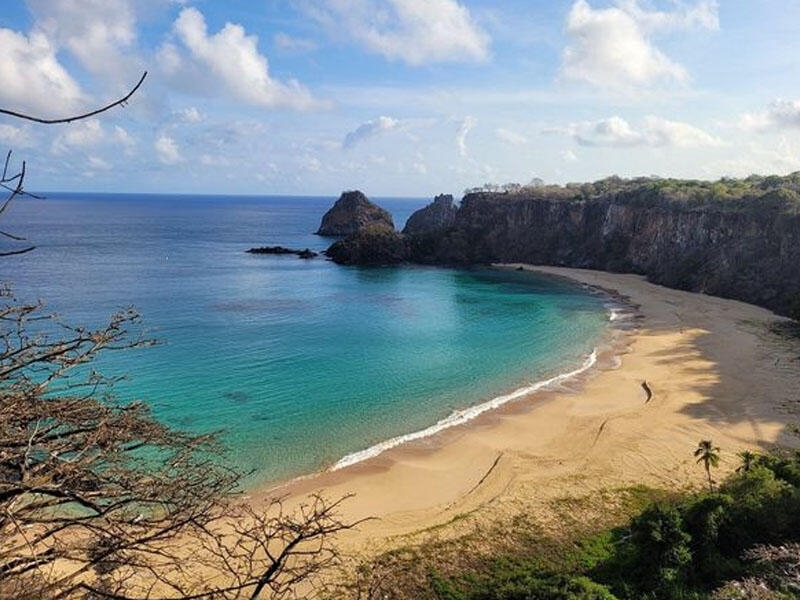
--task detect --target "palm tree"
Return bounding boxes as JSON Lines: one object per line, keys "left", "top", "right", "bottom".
{"left": 736, "top": 450, "right": 757, "bottom": 473}
{"left": 694, "top": 440, "right": 720, "bottom": 491}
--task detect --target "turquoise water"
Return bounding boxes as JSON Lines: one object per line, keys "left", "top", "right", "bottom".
{"left": 2, "top": 194, "right": 609, "bottom": 484}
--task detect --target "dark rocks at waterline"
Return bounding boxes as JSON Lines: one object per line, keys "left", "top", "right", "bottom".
{"left": 324, "top": 226, "right": 408, "bottom": 265}
{"left": 402, "top": 193, "right": 458, "bottom": 235}
{"left": 246, "top": 246, "right": 319, "bottom": 259}
{"left": 315, "top": 190, "right": 395, "bottom": 236}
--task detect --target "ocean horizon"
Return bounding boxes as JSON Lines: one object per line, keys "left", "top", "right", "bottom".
{"left": 3, "top": 192, "right": 610, "bottom": 485}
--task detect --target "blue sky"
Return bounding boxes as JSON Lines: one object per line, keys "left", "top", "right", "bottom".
{"left": 1, "top": 0, "right": 799, "bottom": 197}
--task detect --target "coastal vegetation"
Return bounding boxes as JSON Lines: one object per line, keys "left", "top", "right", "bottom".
{"left": 464, "top": 173, "right": 800, "bottom": 212}
{"left": 335, "top": 448, "right": 800, "bottom": 600}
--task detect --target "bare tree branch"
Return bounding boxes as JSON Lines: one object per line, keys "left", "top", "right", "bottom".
{"left": 0, "top": 72, "right": 148, "bottom": 125}
{"left": 0, "top": 297, "right": 360, "bottom": 599}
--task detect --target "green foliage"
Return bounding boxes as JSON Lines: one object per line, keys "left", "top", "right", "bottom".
{"left": 350, "top": 453, "right": 800, "bottom": 600}
{"left": 595, "top": 452, "right": 800, "bottom": 599}
{"left": 465, "top": 569, "right": 618, "bottom": 600}
{"left": 626, "top": 504, "right": 692, "bottom": 595}
{"left": 476, "top": 171, "right": 800, "bottom": 213}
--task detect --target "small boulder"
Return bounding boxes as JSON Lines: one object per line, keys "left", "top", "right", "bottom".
{"left": 402, "top": 194, "right": 458, "bottom": 235}
{"left": 316, "top": 190, "right": 395, "bottom": 236}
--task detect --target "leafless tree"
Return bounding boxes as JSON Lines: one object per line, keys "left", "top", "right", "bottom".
{"left": 0, "top": 72, "right": 147, "bottom": 256}
{"left": 1, "top": 73, "right": 362, "bottom": 599}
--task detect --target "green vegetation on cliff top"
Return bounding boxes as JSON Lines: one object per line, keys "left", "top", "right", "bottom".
{"left": 465, "top": 172, "right": 800, "bottom": 212}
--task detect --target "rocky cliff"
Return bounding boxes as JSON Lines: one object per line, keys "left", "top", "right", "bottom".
{"left": 316, "top": 190, "right": 394, "bottom": 236}
{"left": 402, "top": 194, "right": 458, "bottom": 235}
{"left": 328, "top": 176, "right": 800, "bottom": 319}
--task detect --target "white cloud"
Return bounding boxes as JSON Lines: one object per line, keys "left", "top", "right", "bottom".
{"left": 343, "top": 116, "right": 401, "bottom": 148}
{"left": 642, "top": 116, "right": 723, "bottom": 147}
{"left": 561, "top": 149, "right": 578, "bottom": 162}
{"left": 495, "top": 128, "right": 528, "bottom": 145}
{"left": 51, "top": 119, "right": 105, "bottom": 154}
{"left": 50, "top": 119, "right": 138, "bottom": 157}
{"left": 157, "top": 41, "right": 183, "bottom": 75}
{"left": 548, "top": 115, "right": 722, "bottom": 148}
{"left": 164, "top": 7, "right": 322, "bottom": 110}
{"left": 456, "top": 116, "right": 475, "bottom": 157}
{"left": 175, "top": 106, "right": 203, "bottom": 123}
{"left": 303, "top": 0, "right": 489, "bottom": 65}
{"left": 113, "top": 125, "right": 136, "bottom": 148}
{"left": 155, "top": 134, "right": 182, "bottom": 164}
{"left": 0, "top": 27, "right": 83, "bottom": 115}
{"left": 740, "top": 99, "right": 800, "bottom": 132}
{"left": 561, "top": 0, "right": 717, "bottom": 90}
{"left": 0, "top": 124, "right": 34, "bottom": 148}
{"left": 273, "top": 32, "right": 317, "bottom": 53}
{"left": 703, "top": 137, "right": 800, "bottom": 179}
{"left": 26, "top": 0, "right": 141, "bottom": 81}
{"left": 615, "top": 0, "right": 719, "bottom": 31}
{"left": 87, "top": 155, "right": 113, "bottom": 171}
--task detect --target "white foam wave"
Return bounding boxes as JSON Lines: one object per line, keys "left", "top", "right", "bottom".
{"left": 608, "top": 307, "right": 632, "bottom": 322}
{"left": 330, "top": 349, "right": 598, "bottom": 471}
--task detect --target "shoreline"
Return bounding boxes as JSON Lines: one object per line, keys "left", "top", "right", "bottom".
{"left": 252, "top": 268, "right": 635, "bottom": 492}
{"left": 252, "top": 265, "right": 800, "bottom": 556}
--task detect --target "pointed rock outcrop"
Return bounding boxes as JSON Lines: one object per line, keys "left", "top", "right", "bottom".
{"left": 316, "top": 190, "right": 394, "bottom": 236}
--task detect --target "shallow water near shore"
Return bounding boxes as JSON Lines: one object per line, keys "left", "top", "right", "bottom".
{"left": 3, "top": 193, "right": 609, "bottom": 484}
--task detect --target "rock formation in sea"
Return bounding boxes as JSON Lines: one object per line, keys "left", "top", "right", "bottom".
{"left": 246, "top": 246, "right": 318, "bottom": 259}
{"left": 325, "top": 175, "right": 800, "bottom": 320}
{"left": 325, "top": 225, "right": 407, "bottom": 265}
{"left": 402, "top": 194, "right": 458, "bottom": 235}
{"left": 316, "top": 190, "right": 394, "bottom": 236}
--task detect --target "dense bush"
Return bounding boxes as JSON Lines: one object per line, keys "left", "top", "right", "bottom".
{"left": 425, "top": 451, "right": 800, "bottom": 600}
{"left": 593, "top": 452, "right": 800, "bottom": 599}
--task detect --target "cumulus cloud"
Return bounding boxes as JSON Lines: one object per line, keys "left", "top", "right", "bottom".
{"left": 26, "top": 0, "right": 141, "bottom": 81}
{"left": 0, "top": 27, "right": 83, "bottom": 115}
{"left": 561, "top": 0, "right": 718, "bottom": 90}
{"left": 161, "top": 7, "right": 322, "bottom": 110}
{"left": 456, "top": 116, "right": 476, "bottom": 157}
{"left": 343, "top": 116, "right": 401, "bottom": 148}
{"left": 739, "top": 99, "right": 800, "bottom": 132}
{"left": 495, "top": 128, "right": 528, "bottom": 145}
{"left": 302, "top": 0, "right": 489, "bottom": 65}
{"left": 548, "top": 115, "right": 722, "bottom": 148}
{"left": 155, "top": 134, "right": 182, "bottom": 165}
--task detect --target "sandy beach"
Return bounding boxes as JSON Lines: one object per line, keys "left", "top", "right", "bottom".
{"left": 257, "top": 266, "right": 800, "bottom": 556}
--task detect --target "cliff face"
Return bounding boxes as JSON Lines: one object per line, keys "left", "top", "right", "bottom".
{"left": 316, "top": 190, "right": 394, "bottom": 236}
{"left": 409, "top": 191, "right": 800, "bottom": 319}
{"left": 328, "top": 177, "right": 800, "bottom": 319}
{"left": 402, "top": 194, "right": 458, "bottom": 235}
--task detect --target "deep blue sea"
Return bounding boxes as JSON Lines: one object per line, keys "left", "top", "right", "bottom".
{"left": 1, "top": 193, "right": 609, "bottom": 485}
